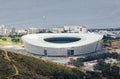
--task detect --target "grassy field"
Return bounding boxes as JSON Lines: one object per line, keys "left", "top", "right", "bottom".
{"left": 0, "top": 36, "right": 23, "bottom": 46}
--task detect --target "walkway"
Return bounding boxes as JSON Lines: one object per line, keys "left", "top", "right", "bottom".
{"left": 2, "top": 49, "right": 19, "bottom": 78}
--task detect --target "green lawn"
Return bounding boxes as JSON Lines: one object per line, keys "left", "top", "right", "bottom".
{"left": 0, "top": 36, "right": 23, "bottom": 46}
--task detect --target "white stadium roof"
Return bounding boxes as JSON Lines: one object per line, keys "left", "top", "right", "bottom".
{"left": 22, "top": 33, "right": 103, "bottom": 48}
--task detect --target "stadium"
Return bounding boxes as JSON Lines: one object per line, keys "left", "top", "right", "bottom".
{"left": 22, "top": 33, "right": 103, "bottom": 57}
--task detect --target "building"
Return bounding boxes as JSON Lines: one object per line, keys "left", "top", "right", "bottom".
{"left": 0, "top": 25, "right": 7, "bottom": 35}
{"left": 49, "top": 27, "right": 64, "bottom": 33}
{"left": 22, "top": 33, "right": 103, "bottom": 57}
{"left": 27, "top": 28, "right": 40, "bottom": 34}
{"left": 10, "top": 26, "right": 16, "bottom": 35}
{"left": 64, "top": 25, "right": 87, "bottom": 33}
{"left": 17, "top": 30, "right": 27, "bottom": 35}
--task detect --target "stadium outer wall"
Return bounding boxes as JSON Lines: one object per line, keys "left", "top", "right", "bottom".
{"left": 22, "top": 33, "right": 103, "bottom": 57}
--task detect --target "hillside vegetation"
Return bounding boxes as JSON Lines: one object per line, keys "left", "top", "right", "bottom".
{"left": 0, "top": 49, "right": 85, "bottom": 79}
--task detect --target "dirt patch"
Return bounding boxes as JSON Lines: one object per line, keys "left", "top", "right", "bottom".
{"left": 111, "top": 40, "right": 120, "bottom": 49}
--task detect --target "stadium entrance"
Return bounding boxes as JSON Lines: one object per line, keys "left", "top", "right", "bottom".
{"left": 67, "top": 50, "right": 74, "bottom": 56}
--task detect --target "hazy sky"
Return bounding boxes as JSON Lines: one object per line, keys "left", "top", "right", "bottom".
{"left": 0, "top": 0, "right": 120, "bottom": 29}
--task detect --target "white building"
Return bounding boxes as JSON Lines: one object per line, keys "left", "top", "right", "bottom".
{"left": 64, "top": 25, "right": 87, "bottom": 33}
{"left": 49, "top": 27, "right": 64, "bottom": 33}
{"left": 17, "top": 30, "right": 27, "bottom": 35}
{"left": 10, "top": 26, "right": 16, "bottom": 35}
{"left": 27, "top": 28, "right": 40, "bottom": 34}
{"left": 0, "top": 25, "right": 7, "bottom": 35}
{"left": 22, "top": 33, "right": 103, "bottom": 57}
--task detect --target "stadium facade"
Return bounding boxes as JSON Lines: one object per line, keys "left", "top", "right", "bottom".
{"left": 22, "top": 33, "right": 103, "bottom": 57}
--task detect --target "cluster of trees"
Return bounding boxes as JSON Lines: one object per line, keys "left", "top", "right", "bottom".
{"left": 68, "top": 58, "right": 84, "bottom": 68}
{"left": 1, "top": 38, "right": 7, "bottom": 41}
{"left": 103, "top": 35, "right": 120, "bottom": 40}
{"left": 94, "top": 59, "right": 120, "bottom": 79}
{"left": 103, "top": 39, "right": 112, "bottom": 47}
{"left": 77, "top": 52, "right": 119, "bottom": 62}
{"left": 68, "top": 52, "right": 120, "bottom": 79}
{"left": 102, "top": 35, "right": 120, "bottom": 47}
{"left": 9, "top": 35, "right": 21, "bottom": 43}
{"left": 0, "top": 36, "right": 7, "bottom": 41}
{"left": 11, "top": 38, "right": 20, "bottom": 43}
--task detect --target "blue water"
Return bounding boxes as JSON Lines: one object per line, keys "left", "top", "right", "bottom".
{"left": 0, "top": 0, "right": 120, "bottom": 29}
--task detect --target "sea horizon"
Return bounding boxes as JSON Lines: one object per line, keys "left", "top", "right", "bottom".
{"left": 0, "top": 0, "right": 120, "bottom": 29}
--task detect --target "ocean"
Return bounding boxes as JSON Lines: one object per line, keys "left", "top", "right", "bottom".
{"left": 0, "top": 0, "right": 120, "bottom": 29}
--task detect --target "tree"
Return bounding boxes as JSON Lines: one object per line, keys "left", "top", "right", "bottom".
{"left": 69, "top": 58, "right": 84, "bottom": 68}
{"left": 94, "top": 59, "right": 110, "bottom": 71}
{"left": 1, "top": 38, "right": 7, "bottom": 41}
{"left": 11, "top": 38, "right": 20, "bottom": 44}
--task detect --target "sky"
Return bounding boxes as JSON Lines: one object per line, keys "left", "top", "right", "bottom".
{"left": 0, "top": 0, "right": 120, "bottom": 29}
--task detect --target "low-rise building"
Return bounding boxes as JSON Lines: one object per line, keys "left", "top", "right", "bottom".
{"left": 49, "top": 27, "right": 64, "bottom": 33}
{"left": 17, "top": 30, "right": 27, "bottom": 35}
{"left": 0, "top": 25, "right": 8, "bottom": 35}
{"left": 64, "top": 25, "right": 87, "bottom": 33}
{"left": 27, "top": 28, "right": 40, "bottom": 34}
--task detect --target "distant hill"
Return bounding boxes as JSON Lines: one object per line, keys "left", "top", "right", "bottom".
{"left": 0, "top": 49, "right": 85, "bottom": 79}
